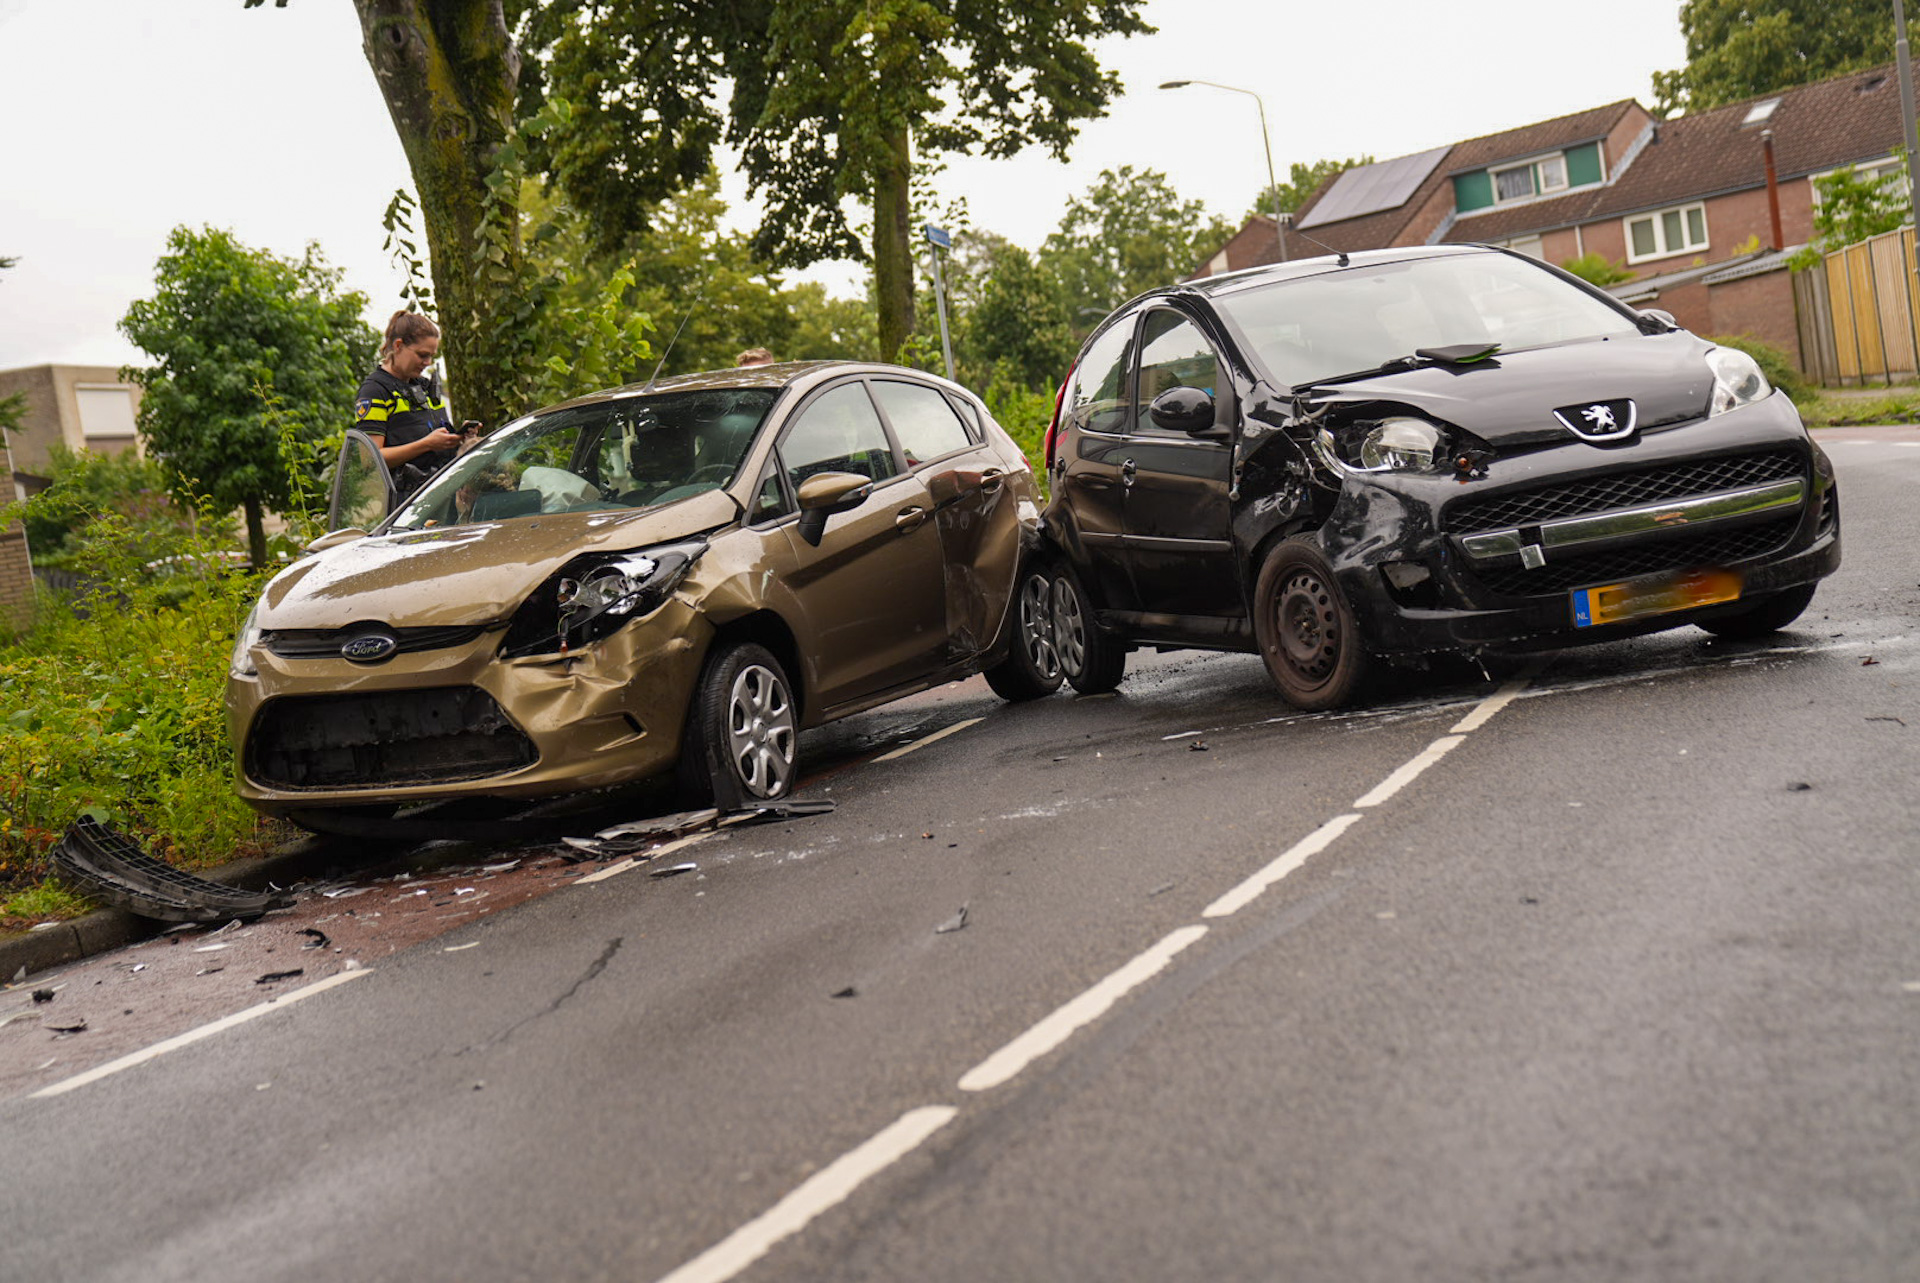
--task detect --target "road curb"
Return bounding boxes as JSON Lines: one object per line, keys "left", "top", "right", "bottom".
{"left": 0, "top": 837, "right": 348, "bottom": 984}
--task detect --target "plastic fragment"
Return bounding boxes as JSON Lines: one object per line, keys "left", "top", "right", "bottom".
{"left": 1787, "top": 782, "right": 1812, "bottom": 792}
{"left": 1188, "top": 740, "right": 1209, "bottom": 752}
{"left": 1147, "top": 882, "right": 1176, "bottom": 898}
{"left": 935, "top": 906, "right": 969, "bottom": 935}
{"left": 255, "top": 969, "right": 305, "bottom": 985}
{"left": 43, "top": 1016, "right": 87, "bottom": 1033}
{"left": 196, "top": 967, "right": 224, "bottom": 976}
{"left": 650, "top": 862, "right": 698, "bottom": 879}
{"left": 300, "top": 928, "right": 331, "bottom": 950}
{"left": 31, "top": 989, "right": 54, "bottom": 1004}
{"left": 831, "top": 986, "right": 857, "bottom": 999}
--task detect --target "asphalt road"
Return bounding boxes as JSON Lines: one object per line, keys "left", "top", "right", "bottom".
{"left": 2, "top": 427, "right": 1916, "bottom": 1283}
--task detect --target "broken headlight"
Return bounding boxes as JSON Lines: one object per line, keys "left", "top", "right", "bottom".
{"left": 501, "top": 537, "right": 706, "bottom": 657}
{"left": 1316, "top": 416, "right": 1445, "bottom": 473}
{"left": 1706, "top": 347, "right": 1771, "bottom": 416}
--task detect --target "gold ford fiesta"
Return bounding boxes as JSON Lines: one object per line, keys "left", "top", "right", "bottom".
{"left": 226, "top": 361, "right": 1066, "bottom": 822}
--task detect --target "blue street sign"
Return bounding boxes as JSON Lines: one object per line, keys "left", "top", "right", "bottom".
{"left": 923, "top": 224, "right": 952, "bottom": 250}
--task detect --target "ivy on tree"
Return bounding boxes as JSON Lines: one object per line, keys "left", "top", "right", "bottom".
{"left": 119, "top": 227, "right": 376, "bottom": 567}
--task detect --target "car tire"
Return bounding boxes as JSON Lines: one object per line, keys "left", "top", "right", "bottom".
{"left": 1253, "top": 537, "right": 1369, "bottom": 711}
{"left": 1052, "top": 565, "right": 1126, "bottom": 694}
{"left": 1695, "top": 583, "right": 1817, "bottom": 640}
{"left": 679, "top": 641, "right": 798, "bottom": 810}
{"left": 983, "top": 564, "right": 1067, "bottom": 701}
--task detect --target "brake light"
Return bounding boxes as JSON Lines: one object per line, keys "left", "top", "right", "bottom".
{"left": 1043, "top": 363, "right": 1073, "bottom": 472}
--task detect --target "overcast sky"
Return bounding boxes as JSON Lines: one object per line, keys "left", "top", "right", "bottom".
{"left": 0, "top": 0, "right": 1687, "bottom": 371}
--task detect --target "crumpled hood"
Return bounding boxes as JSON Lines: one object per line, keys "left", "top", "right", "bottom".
{"left": 1305, "top": 331, "right": 1717, "bottom": 448}
{"left": 259, "top": 490, "right": 738, "bottom": 628}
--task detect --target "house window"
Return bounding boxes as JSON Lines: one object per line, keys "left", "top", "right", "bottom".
{"left": 1810, "top": 156, "right": 1906, "bottom": 207}
{"left": 1492, "top": 152, "right": 1570, "bottom": 204}
{"left": 1625, "top": 203, "right": 1708, "bottom": 262}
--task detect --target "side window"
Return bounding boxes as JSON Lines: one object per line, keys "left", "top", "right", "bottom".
{"left": 750, "top": 463, "right": 790, "bottom": 523}
{"left": 1135, "top": 310, "right": 1222, "bottom": 434}
{"left": 780, "top": 382, "right": 900, "bottom": 492}
{"left": 871, "top": 380, "right": 974, "bottom": 466}
{"left": 1064, "top": 319, "right": 1135, "bottom": 436}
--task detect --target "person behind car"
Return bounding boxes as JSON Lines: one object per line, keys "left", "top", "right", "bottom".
{"left": 355, "top": 311, "right": 473, "bottom": 496}
{"left": 735, "top": 347, "right": 776, "bottom": 367}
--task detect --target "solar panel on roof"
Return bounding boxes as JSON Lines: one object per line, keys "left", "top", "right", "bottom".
{"left": 1295, "top": 145, "right": 1451, "bottom": 229}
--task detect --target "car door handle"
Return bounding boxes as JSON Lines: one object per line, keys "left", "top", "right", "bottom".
{"left": 1120, "top": 458, "right": 1137, "bottom": 487}
{"left": 894, "top": 505, "right": 928, "bottom": 532}
{"left": 979, "top": 467, "right": 1005, "bottom": 492}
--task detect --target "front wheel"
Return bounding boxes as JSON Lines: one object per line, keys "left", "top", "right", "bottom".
{"left": 983, "top": 565, "right": 1067, "bottom": 701}
{"left": 1052, "top": 565, "right": 1126, "bottom": 694}
{"left": 1696, "top": 583, "right": 1817, "bottom": 640}
{"left": 679, "top": 641, "right": 798, "bottom": 810}
{"left": 1253, "top": 538, "right": 1369, "bottom": 711}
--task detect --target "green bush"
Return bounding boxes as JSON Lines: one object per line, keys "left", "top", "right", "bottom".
{"left": 1560, "top": 252, "right": 1635, "bottom": 287}
{"left": 0, "top": 483, "right": 289, "bottom": 903}
{"left": 1707, "top": 333, "right": 1812, "bottom": 402}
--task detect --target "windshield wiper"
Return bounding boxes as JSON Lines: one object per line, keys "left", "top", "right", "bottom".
{"left": 1297, "top": 342, "right": 1501, "bottom": 390}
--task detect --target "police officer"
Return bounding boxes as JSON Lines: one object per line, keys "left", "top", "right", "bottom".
{"left": 355, "top": 311, "right": 467, "bottom": 496}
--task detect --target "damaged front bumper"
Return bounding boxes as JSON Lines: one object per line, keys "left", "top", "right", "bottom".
{"left": 226, "top": 596, "right": 714, "bottom": 816}
{"left": 1312, "top": 396, "right": 1841, "bottom": 656}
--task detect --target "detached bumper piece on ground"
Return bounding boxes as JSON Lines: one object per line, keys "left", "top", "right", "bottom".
{"left": 51, "top": 817, "right": 290, "bottom": 924}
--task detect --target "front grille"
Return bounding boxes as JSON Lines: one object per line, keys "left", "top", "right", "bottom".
{"left": 264, "top": 624, "right": 491, "bottom": 659}
{"left": 246, "top": 687, "right": 536, "bottom": 790}
{"left": 1471, "top": 517, "right": 1800, "bottom": 597}
{"left": 1446, "top": 449, "right": 1806, "bottom": 533}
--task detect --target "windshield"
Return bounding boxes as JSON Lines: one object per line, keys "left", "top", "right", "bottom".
{"left": 389, "top": 387, "right": 778, "bottom": 530}
{"left": 1213, "top": 252, "right": 1640, "bottom": 389}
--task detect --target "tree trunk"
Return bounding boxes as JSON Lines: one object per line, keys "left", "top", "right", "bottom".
{"left": 353, "top": 0, "right": 522, "bottom": 427}
{"left": 243, "top": 497, "right": 267, "bottom": 569}
{"left": 871, "top": 123, "right": 916, "bottom": 362}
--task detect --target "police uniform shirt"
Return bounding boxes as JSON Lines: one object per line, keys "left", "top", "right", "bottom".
{"left": 354, "top": 366, "right": 454, "bottom": 457}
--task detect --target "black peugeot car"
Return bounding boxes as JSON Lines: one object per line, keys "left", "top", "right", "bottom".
{"left": 1024, "top": 245, "right": 1840, "bottom": 709}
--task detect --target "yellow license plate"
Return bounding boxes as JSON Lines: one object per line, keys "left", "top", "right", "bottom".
{"left": 1572, "top": 568, "right": 1742, "bottom": 627}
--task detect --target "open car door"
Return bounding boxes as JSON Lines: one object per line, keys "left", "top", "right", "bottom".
{"left": 327, "top": 429, "right": 395, "bottom": 533}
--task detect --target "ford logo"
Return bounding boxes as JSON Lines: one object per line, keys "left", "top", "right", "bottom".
{"left": 341, "top": 633, "right": 399, "bottom": 663}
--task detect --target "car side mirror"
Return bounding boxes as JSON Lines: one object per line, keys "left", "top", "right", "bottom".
{"left": 305, "top": 527, "right": 370, "bottom": 552}
{"left": 1638, "top": 308, "right": 1678, "bottom": 332}
{"left": 794, "top": 471, "right": 873, "bottom": 547}
{"left": 1148, "top": 385, "right": 1217, "bottom": 435}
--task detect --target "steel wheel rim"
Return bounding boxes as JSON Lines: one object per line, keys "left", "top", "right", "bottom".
{"left": 725, "top": 662, "right": 796, "bottom": 798}
{"left": 1275, "top": 570, "right": 1341, "bottom": 682}
{"left": 1018, "top": 573, "right": 1062, "bottom": 680}
{"left": 1051, "top": 578, "right": 1088, "bottom": 676}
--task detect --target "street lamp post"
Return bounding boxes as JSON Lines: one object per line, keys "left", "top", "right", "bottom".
{"left": 1160, "top": 78, "right": 1286, "bottom": 263}
{"left": 1897, "top": 0, "right": 1920, "bottom": 296}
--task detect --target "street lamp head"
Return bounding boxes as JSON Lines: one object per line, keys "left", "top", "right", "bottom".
{"left": 1159, "top": 80, "right": 1190, "bottom": 90}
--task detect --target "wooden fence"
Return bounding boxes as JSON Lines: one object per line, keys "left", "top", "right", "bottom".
{"left": 1795, "top": 225, "right": 1920, "bottom": 386}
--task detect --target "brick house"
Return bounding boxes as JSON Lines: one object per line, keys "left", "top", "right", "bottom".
{"left": 1194, "top": 66, "right": 1910, "bottom": 374}
{"left": 0, "top": 364, "right": 145, "bottom": 499}
{"left": 0, "top": 434, "right": 31, "bottom": 629}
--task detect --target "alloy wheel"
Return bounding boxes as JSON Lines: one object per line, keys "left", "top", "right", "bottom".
{"left": 725, "top": 662, "right": 796, "bottom": 798}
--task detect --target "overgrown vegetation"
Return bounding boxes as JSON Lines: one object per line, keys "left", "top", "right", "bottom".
{"left": 0, "top": 457, "right": 289, "bottom": 922}
{"left": 1560, "top": 252, "right": 1636, "bottom": 287}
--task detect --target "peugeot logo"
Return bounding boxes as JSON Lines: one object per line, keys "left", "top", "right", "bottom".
{"left": 341, "top": 632, "right": 399, "bottom": 663}
{"left": 1553, "top": 397, "right": 1638, "bottom": 442}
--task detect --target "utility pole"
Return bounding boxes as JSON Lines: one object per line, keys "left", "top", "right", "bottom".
{"left": 1898, "top": 0, "right": 1920, "bottom": 292}
{"left": 923, "top": 225, "right": 956, "bottom": 382}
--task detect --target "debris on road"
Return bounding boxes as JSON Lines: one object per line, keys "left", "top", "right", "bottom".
{"left": 831, "top": 986, "right": 857, "bottom": 999}
{"left": 50, "top": 817, "right": 291, "bottom": 923}
{"left": 649, "top": 863, "right": 698, "bottom": 879}
{"left": 1862, "top": 656, "right": 1880, "bottom": 666}
{"left": 299, "top": 928, "right": 331, "bottom": 950}
{"left": 1867, "top": 716, "right": 1906, "bottom": 726}
{"left": 1189, "top": 740, "right": 1209, "bottom": 752}
{"left": 43, "top": 1016, "right": 87, "bottom": 1033}
{"left": 255, "top": 969, "right": 305, "bottom": 985}
{"left": 1788, "top": 782, "right": 1813, "bottom": 792}
{"left": 935, "top": 906, "right": 970, "bottom": 935}
{"left": 31, "top": 989, "right": 54, "bottom": 1004}
{"left": 1148, "top": 882, "right": 1176, "bottom": 898}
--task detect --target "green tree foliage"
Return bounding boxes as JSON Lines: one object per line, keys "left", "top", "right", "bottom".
{"left": 1653, "top": 1, "right": 1893, "bottom": 116}
{"left": 16, "top": 446, "right": 206, "bottom": 574}
{"left": 1243, "top": 156, "right": 1374, "bottom": 223}
{"left": 119, "top": 227, "right": 377, "bottom": 566}
{"left": 727, "top": 0, "right": 1151, "bottom": 360}
{"left": 968, "top": 243, "right": 1075, "bottom": 391}
{"left": 1787, "top": 163, "right": 1913, "bottom": 267}
{"left": 1042, "top": 166, "right": 1235, "bottom": 337}
{"left": 1559, "top": 251, "right": 1637, "bottom": 286}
